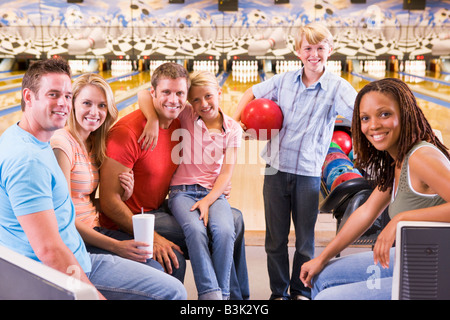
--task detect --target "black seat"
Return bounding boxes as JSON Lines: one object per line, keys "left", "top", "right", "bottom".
{"left": 319, "top": 177, "right": 372, "bottom": 222}
{"left": 337, "top": 189, "right": 390, "bottom": 247}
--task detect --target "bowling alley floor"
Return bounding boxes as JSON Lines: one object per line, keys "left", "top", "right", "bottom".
{"left": 183, "top": 213, "right": 371, "bottom": 300}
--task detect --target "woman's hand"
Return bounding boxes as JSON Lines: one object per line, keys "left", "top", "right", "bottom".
{"left": 300, "top": 257, "right": 327, "bottom": 288}
{"left": 373, "top": 217, "right": 398, "bottom": 269}
{"left": 112, "top": 239, "right": 152, "bottom": 263}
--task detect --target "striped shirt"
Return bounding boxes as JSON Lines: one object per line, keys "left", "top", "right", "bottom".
{"left": 252, "top": 67, "right": 357, "bottom": 177}
{"left": 50, "top": 128, "right": 100, "bottom": 228}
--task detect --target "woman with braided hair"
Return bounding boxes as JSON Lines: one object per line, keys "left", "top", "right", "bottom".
{"left": 300, "top": 78, "right": 450, "bottom": 299}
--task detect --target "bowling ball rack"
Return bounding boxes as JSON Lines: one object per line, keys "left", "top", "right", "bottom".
{"left": 320, "top": 176, "right": 371, "bottom": 221}
{"left": 319, "top": 118, "right": 390, "bottom": 247}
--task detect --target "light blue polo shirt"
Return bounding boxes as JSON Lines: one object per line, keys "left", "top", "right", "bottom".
{"left": 252, "top": 67, "right": 357, "bottom": 177}
{"left": 0, "top": 124, "right": 91, "bottom": 273}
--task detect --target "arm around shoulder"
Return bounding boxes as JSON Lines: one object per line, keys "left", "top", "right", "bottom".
{"left": 137, "top": 89, "right": 159, "bottom": 150}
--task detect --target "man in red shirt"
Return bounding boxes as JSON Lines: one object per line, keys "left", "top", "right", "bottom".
{"left": 99, "top": 63, "right": 249, "bottom": 299}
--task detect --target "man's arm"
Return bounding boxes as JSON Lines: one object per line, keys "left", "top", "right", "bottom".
{"left": 99, "top": 156, "right": 135, "bottom": 234}
{"left": 99, "top": 156, "right": 183, "bottom": 274}
{"left": 17, "top": 209, "right": 104, "bottom": 299}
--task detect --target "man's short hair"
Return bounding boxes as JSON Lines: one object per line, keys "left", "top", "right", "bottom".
{"left": 21, "top": 58, "right": 71, "bottom": 111}
{"left": 150, "top": 62, "right": 190, "bottom": 91}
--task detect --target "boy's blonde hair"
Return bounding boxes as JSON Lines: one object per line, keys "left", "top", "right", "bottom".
{"left": 295, "top": 22, "right": 334, "bottom": 51}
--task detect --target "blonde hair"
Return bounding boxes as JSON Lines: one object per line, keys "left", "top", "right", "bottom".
{"left": 295, "top": 22, "right": 333, "bottom": 51}
{"left": 67, "top": 73, "right": 118, "bottom": 167}
{"left": 189, "top": 70, "right": 220, "bottom": 89}
{"left": 188, "top": 70, "right": 220, "bottom": 100}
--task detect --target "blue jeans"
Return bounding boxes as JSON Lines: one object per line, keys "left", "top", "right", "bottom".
{"left": 312, "top": 248, "right": 395, "bottom": 300}
{"left": 86, "top": 227, "right": 164, "bottom": 271}
{"left": 87, "top": 253, "right": 186, "bottom": 300}
{"left": 263, "top": 166, "right": 320, "bottom": 299}
{"left": 169, "top": 184, "right": 236, "bottom": 300}
{"left": 137, "top": 201, "right": 249, "bottom": 299}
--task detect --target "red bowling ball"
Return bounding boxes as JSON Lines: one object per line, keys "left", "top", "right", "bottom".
{"left": 241, "top": 98, "right": 283, "bottom": 140}
{"left": 322, "top": 152, "right": 350, "bottom": 173}
{"left": 331, "top": 172, "right": 363, "bottom": 191}
{"left": 331, "top": 130, "right": 352, "bottom": 155}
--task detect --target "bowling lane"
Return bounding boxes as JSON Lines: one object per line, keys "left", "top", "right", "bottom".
{"left": 2, "top": 66, "right": 449, "bottom": 147}
{"left": 220, "top": 72, "right": 259, "bottom": 117}
{"left": 0, "top": 71, "right": 24, "bottom": 81}
{"left": 107, "top": 70, "right": 151, "bottom": 100}
{"left": 220, "top": 71, "right": 266, "bottom": 231}
{"left": 0, "top": 72, "right": 24, "bottom": 88}
{"left": 350, "top": 70, "right": 450, "bottom": 146}
{"left": 0, "top": 72, "right": 25, "bottom": 113}
{"left": 0, "top": 86, "right": 21, "bottom": 112}
{"left": 424, "top": 70, "right": 450, "bottom": 82}
{"left": 0, "top": 70, "right": 152, "bottom": 136}
{"left": 388, "top": 71, "right": 450, "bottom": 101}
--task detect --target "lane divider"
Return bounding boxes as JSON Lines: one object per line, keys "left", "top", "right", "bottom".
{"left": 351, "top": 71, "right": 450, "bottom": 109}
{"left": 0, "top": 71, "right": 140, "bottom": 117}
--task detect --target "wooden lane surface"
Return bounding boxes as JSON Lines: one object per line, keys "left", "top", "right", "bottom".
{"left": 219, "top": 75, "right": 267, "bottom": 231}
{"left": 0, "top": 72, "right": 24, "bottom": 89}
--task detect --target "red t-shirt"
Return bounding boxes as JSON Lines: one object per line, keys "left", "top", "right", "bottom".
{"left": 99, "top": 110, "right": 180, "bottom": 229}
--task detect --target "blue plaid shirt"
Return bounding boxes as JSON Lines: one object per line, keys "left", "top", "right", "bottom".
{"left": 252, "top": 67, "right": 357, "bottom": 177}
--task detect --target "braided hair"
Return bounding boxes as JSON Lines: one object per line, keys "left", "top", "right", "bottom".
{"left": 352, "top": 78, "right": 449, "bottom": 192}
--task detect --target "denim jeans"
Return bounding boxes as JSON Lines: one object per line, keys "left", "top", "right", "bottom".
{"left": 168, "top": 184, "right": 236, "bottom": 300}
{"left": 87, "top": 253, "right": 187, "bottom": 300}
{"left": 312, "top": 248, "right": 395, "bottom": 300}
{"left": 86, "top": 227, "right": 165, "bottom": 271}
{"left": 128, "top": 201, "right": 249, "bottom": 299}
{"left": 263, "top": 166, "right": 320, "bottom": 299}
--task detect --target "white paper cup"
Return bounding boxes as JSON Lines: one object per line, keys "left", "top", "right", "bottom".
{"left": 132, "top": 214, "right": 155, "bottom": 258}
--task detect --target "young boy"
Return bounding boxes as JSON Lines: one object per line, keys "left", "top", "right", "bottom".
{"left": 233, "top": 22, "right": 357, "bottom": 300}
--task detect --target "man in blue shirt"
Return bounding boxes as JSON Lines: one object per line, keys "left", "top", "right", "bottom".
{"left": 234, "top": 22, "right": 357, "bottom": 300}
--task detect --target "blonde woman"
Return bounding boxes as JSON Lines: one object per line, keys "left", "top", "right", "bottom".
{"left": 51, "top": 73, "right": 157, "bottom": 265}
